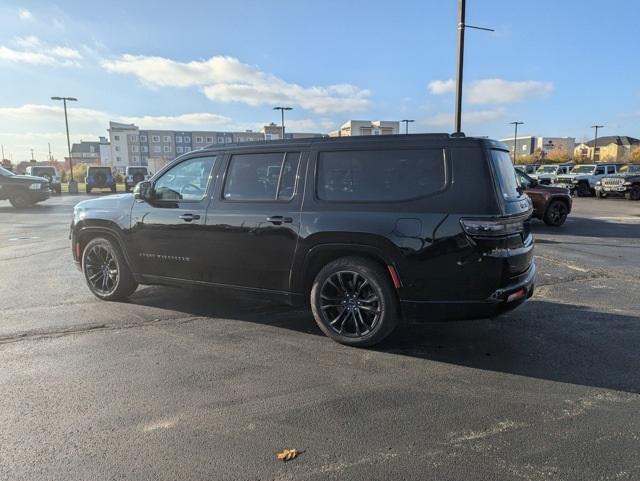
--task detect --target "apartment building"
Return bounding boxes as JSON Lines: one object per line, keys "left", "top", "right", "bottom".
{"left": 574, "top": 136, "right": 640, "bottom": 161}
{"left": 329, "top": 120, "right": 400, "bottom": 137}
{"left": 70, "top": 140, "right": 101, "bottom": 164}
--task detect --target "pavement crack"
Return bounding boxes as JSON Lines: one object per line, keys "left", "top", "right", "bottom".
{"left": 0, "top": 316, "right": 202, "bottom": 345}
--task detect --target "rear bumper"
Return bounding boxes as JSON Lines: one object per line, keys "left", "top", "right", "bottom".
{"left": 400, "top": 262, "right": 536, "bottom": 322}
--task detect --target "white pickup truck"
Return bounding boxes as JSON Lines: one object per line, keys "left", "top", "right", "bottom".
{"left": 555, "top": 163, "right": 620, "bottom": 196}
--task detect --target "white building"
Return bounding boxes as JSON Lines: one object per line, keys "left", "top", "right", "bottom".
{"left": 329, "top": 120, "right": 400, "bottom": 137}
{"left": 536, "top": 137, "right": 575, "bottom": 155}
{"left": 98, "top": 136, "right": 111, "bottom": 167}
{"left": 108, "top": 121, "right": 138, "bottom": 168}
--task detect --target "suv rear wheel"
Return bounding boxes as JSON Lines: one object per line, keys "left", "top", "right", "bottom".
{"left": 9, "top": 191, "right": 33, "bottom": 208}
{"left": 543, "top": 199, "right": 569, "bottom": 226}
{"left": 82, "top": 237, "right": 138, "bottom": 301}
{"left": 310, "top": 257, "right": 399, "bottom": 347}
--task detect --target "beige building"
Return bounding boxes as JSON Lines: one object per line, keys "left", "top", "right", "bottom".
{"left": 329, "top": 120, "right": 400, "bottom": 137}
{"left": 574, "top": 136, "right": 640, "bottom": 162}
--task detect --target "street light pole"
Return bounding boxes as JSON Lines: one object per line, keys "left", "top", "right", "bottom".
{"left": 509, "top": 121, "right": 524, "bottom": 163}
{"left": 401, "top": 119, "right": 415, "bottom": 134}
{"left": 453, "top": 0, "right": 494, "bottom": 135}
{"left": 51, "top": 96, "right": 78, "bottom": 193}
{"left": 591, "top": 124, "right": 604, "bottom": 161}
{"left": 273, "top": 106, "right": 292, "bottom": 139}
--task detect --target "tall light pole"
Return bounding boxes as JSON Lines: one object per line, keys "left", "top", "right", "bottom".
{"left": 454, "top": 0, "right": 494, "bottom": 134}
{"left": 273, "top": 106, "right": 292, "bottom": 139}
{"left": 51, "top": 96, "right": 78, "bottom": 193}
{"left": 401, "top": 119, "right": 415, "bottom": 134}
{"left": 30, "top": 149, "right": 35, "bottom": 161}
{"left": 591, "top": 124, "right": 604, "bottom": 161}
{"left": 509, "top": 121, "right": 524, "bottom": 163}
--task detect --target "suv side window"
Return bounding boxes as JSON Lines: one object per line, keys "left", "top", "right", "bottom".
{"left": 223, "top": 152, "right": 300, "bottom": 201}
{"left": 317, "top": 149, "right": 446, "bottom": 202}
{"left": 607, "top": 165, "right": 615, "bottom": 174}
{"left": 595, "top": 167, "right": 605, "bottom": 175}
{"left": 154, "top": 156, "right": 215, "bottom": 202}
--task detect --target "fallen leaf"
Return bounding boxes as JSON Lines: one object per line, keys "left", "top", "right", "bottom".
{"left": 276, "top": 448, "right": 300, "bottom": 462}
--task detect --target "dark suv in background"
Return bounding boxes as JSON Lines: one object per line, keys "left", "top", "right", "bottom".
{"left": 0, "top": 165, "right": 51, "bottom": 208}
{"left": 516, "top": 168, "right": 572, "bottom": 226}
{"left": 71, "top": 135, "right": 535, "bottom": 346}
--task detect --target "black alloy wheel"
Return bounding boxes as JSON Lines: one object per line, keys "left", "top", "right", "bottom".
{"left": 544, "top": 200, "right": 569, "bottom": 226}
{"left": 626, "top": 186, "right": 640, "bottom": 201}
{"left": 311, "top": 257, "right": 399, "bottom": 347}
{"left": 82, "top": 237, "right": 138, "bottom": 300}
{"left": 576, "top": 182, "right": 591, "bottom": 197}
{"left": 9, "top": 191, "right": 32, "bottom": 209}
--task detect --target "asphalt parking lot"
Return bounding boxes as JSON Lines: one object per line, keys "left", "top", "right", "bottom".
{"left": 1, "top": 195, "right": 639, "bottom": 481}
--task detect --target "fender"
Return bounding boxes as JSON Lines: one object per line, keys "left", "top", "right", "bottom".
{"left": 74, "top": 220, "right": 134, "bottom": 268}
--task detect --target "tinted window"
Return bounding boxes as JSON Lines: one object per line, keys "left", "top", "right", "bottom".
{"left": 317, "top": 149, "right": 446, "bottom": 202}
{"left": 516, "top": 170, "right": 533, "bottom": 189}
{"left": 224, "top": 152, "right": 300, "bottom": 201}
{"left": 154, "top": 156, "right": 215, "bottom": 202}
{"left": 490, "top": 150, "right": 522, "bottom": 200}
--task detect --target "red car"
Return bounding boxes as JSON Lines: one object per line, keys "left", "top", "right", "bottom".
{"left": 516, "top": 168, "right": 572, "bottom": 226}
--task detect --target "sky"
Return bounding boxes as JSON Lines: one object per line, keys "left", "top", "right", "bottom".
{"left": 0, "top": 0, "right": 639, "bottom": 162}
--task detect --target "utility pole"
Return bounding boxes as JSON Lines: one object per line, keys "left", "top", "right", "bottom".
{"left": 1, "top": 144, "right": 4, "bottom": 161}
{"left": 509, "top": 121, "right": 524, "bottom": 163}
{"left": 401, "top": 119, "right": 415, "bottom": 134}
{"left": 48, "top": 142, "right": 52, "bottom": 162}
{"left": 454, "top": 0, "right": 494, "bottom": 134}
{"left": 51, "top": 96, "right": 78, "bottom": 193}
{"left": 591, "top": 124, "right": 604, "bottom": 161}
{"left": 273, "top": 106, "right": 292, "bottom": 139}
{"left": 30, "top": 149, "right": 35, "bottom": 161}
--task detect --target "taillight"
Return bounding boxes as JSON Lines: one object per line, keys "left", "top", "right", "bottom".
{"left": 460, "top": 215, "right": 528, "bottom": 238}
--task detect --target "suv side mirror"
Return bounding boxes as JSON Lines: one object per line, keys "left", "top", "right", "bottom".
{"left": 135, "top": 181, "right": 152, "bottom": 200}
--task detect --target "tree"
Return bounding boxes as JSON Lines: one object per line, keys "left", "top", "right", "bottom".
{"left": 545, "top": 147, "right": 571, "bottom": 162}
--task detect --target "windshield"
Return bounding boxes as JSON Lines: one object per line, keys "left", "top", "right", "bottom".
{"left": 620, "top": 165, "right": 640, "bottom": 174}
{"left": 0, "top": 166, "right": 15, "bottom": 176}
{"left": 537, "top": 165, "right": 558, "bottom": 173}
{"left": 491, "top": 150, "right": 522, "bottom": 200}
{"left": 571, "top": 165, "right": 596, "bottom": 174}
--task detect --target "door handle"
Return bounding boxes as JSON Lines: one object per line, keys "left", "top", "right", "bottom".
{"left": 266, "top": 216, "right": 293, "bottom": 225}
{"left": 179, "top": 213, "right": 200, "bottom": 222}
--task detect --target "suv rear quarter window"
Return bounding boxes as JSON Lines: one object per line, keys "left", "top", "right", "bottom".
{"left": 490, "top": 150, "right": 522, "bottom": 201}
{"left": 316, "top": 148, "right": 447, "bottom": 202}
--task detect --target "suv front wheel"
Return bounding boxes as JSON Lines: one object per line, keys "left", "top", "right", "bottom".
{"left": 310, "top": 257, "right": 399, "bottom": 347}
{"left": 82, "top": 237, "right": 138, "bottom": 301}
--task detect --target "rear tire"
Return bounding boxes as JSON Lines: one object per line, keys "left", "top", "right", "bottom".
{"left": 9, "top": 191, "right": 33, "bottom": 208}
{"left": 543, "top": 199, "right": 569, "bottom": 226}
{"left": 310, "top": 256, "right": 399, "bottom": 347}
{"left": 82, "top": 237, "right": 138, "bottom": 301}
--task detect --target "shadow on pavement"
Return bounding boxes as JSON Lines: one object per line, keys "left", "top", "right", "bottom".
{"left": 532, "top": 215, "right": 640, "bottom": 240}
{"left": 129, "top": 286, "right": 640, "bottom": 394}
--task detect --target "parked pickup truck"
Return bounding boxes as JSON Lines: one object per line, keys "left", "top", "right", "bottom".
{"left": 595, "top": 164, "right": 640, "bottom": 200}
{"left": 555, "top": 163, "right": 620, "bottom": 196}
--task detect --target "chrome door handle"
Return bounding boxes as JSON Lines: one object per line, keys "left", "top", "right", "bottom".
{"left": 266, "top": 216, "right": 293, "bottom": 225}
{"left": 179, "top": 213, "right": 200, "bottom": 222}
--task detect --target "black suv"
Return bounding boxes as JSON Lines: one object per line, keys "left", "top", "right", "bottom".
{"left": 71, "top": 135, "right": 535, "bottom": 346}
{"left": 0, "top": 165, "right": 51, "bottom": 208}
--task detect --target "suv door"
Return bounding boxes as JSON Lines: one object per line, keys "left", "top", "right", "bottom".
{"left": 129, "top": 155, "right": 218, "bottom": 281}
{"left": 203, "top": 150, "right": 306, "bottom": 292}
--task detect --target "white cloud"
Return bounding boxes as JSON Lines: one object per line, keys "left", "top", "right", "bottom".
{"left": 18, "top": 8, "right": 32, "bottom": 20}
{"left": 428, "top": 78, "right": 553, "bottom": 104}
{"left": 425, "top": 107, "right": 506, "bottom": 127}
{"left": 0, "top": 37, "right": 82, "bottom": 66}
{"left": 122, "top": 113, "right": 231, "bottom": 129}
{"left": 102, "top": 54, "right": 371, "bottom": 113}
{"left": 428, "top": 79, "right": 456, "bottom": 95}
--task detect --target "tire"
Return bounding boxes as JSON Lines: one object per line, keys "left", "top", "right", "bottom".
{"left": 81, "top": 237, "right": 138, "bottom": 301}
{"left": 626, "top": 185, "right": 640, "bottom": 201}
{"left": 595, "top": 190, "right": 605, "bottom": 199}
{"left": 9, "top": 191, "right": 33, "bottom": 208}
{"left": 55, "top": 185, "right": 62, "bottom": 195}
{"left": 543, "top": 199, "right": 569, "bottom": 226}
{"left": 576, "top": 182, "right": 591, "bottom": 197}
{"left": 310, "top": 256, "right": 399, "bottom": 347}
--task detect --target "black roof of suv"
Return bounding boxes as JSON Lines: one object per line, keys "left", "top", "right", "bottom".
{"left": 71, "top": 134, "right": 535, "bottom": 346}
